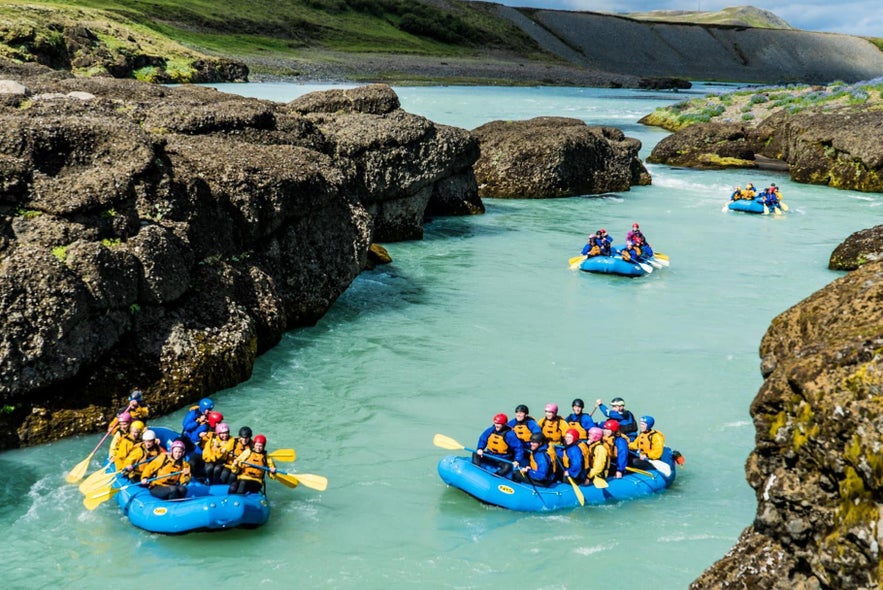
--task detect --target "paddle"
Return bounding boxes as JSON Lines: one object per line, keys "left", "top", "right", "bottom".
{"left": 568, "top": 254, "right": 586, "bottom": 269}
{"left": 268, "top": 448, "right": 296, "bottom": 462}
{"left": 645, "top": 258, "right": 663, "bottom": 269}
{"left": 83, "top": 471, "right": 184, "bottom": 511}
{"left": 763, "top": 203, "right": 770, "bottom": 215}
{"left": 79, "top": 457, "right": 159, "bottom": 495}
{"left": 66, "top": 430, "right": 113, "bottom": 484}
{"left": 654, "top": 252, "right": 669, "bottom": 261}
{"left": 779, "top": 201, "right": 789, "bottom": 211}
{"left": 241, "top": 462, "right": 328, "bottom": 491}
{"left": 648, "top": 459, "right": 673, "bottom": 477}
{"left": 553, "top": 456, "right": 585, "bottom": 506}
{"left": 626, "top": 466, "right": 654, "bottom": 477}
{"left": 633, "top": 259, "right": 653, "bottom": 274}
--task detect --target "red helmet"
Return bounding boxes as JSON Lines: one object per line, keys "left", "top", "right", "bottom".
{"left": 493, "top": 413, "right": 508, "bottom": 425}
{"left": 604, "top": 419, "right": 620, "bottom": 432}
{"left": 599, "top": 228, "right": 607, "bottom": 235}
{"left": 253, "top": 434, "right": 267, "bottom": 446}
{"left": 207, "top": 411, "right": 224, "bottom": 428}
{"left": 632, "top": 222, "right": 639, "bottom": 229}
{"left": 565, "top": 428, "right": 580, "bottom": 441}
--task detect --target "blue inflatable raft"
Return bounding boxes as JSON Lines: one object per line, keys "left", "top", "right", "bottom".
{"left": 727, "top": 198, "right": 765, "bottom": 213}
{"left": 437, "top": 447, "right": 678, "bottom": 512}
{"left": 108, "top": 426, "right": 270, "bottom": 534}
{"left": 579, "top": 255, "right": 647, "bottom": 277}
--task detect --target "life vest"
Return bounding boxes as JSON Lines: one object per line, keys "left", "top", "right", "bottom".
{"left": 484, "top": 427, "right": 514, "bottom": 456}
{"left": 235, "top": 449, "right": 275, "bottom": 482}
{"left": 618, "top": 410, "right": 638, "bottom": 438}
{"left": 123, "top": 442, "right": 163, "bottom": 477}
{"left": 539, "top": 416, "right": 567, "bottom": 444}
{"left": 565, "top": 419, "right": 587, "bottom": 440}
{"left": 632, "top": 429, "right": 665, "bottom": 460}
{"left": 510, "top": 418, "right": 537, "bottom": 442}
{"left": 528, "top": 445, "right": 558, "bottom": 480}
{"left": 142, "top": 454, "right": 190, "bottom": 487}
{"left": 114, "top": 434, "right": 138, "bottom": 470}
{"left": 204, "top": 435, "right": 235, "bottom": 463}
{"left": 585, "top": 440, "right": 610, "bottom": 478}
{"left": 224, "top": 439, "right": 252, "bottom": 470}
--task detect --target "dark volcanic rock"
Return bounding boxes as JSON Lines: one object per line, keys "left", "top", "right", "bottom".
{"left": 0, "top": 65, "right": 481, "bottom": 449}
{"left": 471, "top": 116, "right": 650, "bottom": 198}
{"left": 829, "top": 225, "right": 883, "bottom": 271}
{"left": 646, "top": 122, "right": 757, "bottom": 169}
{"left": 691, "top": 259, "right": 883, "bottom": 590}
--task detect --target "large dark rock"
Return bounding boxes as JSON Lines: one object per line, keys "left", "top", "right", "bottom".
{"left": 691, "top": 259, "right": 883, "bottom": 590}
{"left": 646, "top": 108, "right": 883, "bottom": 192}
{"left": 829, "top": 225, "right": 883, "bottom": 271}
{"left": 471, "top": 116, "right": 651, "bottom": 198}
{"left": 0, "top": 66, "right": 481, "bottom": 449}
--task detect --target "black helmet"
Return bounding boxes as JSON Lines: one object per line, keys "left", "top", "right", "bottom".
{"left": 239, "top": 426, "right": 253, "bottom": 439}
{"left": 515, "top": 404, "right": 529, "bottom": 414}
{"left": 529, "top": 433, "right": 546, "bottom": 444}
{"left": 571, "top": 398, "right": 584, "bottom": 408}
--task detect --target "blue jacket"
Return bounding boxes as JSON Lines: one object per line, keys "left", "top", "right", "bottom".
{"left": 564, "top": 412, "right": 596, "bottom": 434}
{"left": 612, "top": 434, "right": 630, "bottom": 474}
{"left": 188, "top": 422, "right": 209, "bottom": 457}
{"left": 181, "top": 407, "right": 203, "bottom": 437}
{"left": 598, "top": 404, "right": 639, "bottom": 440}
{"left": 561, "top": 443, "right": 586, "bottom": 481}
{"left": 477, "top": 425, "right": 525, "bottom": 464}
{"left": 525, "top": 443, "right": 555, "bottom": 484}
{"left": 507, "top": 417, "right": 540, "bottom": 443}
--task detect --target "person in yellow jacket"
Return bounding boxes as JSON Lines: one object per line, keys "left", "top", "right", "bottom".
{"left": 581, "top": 427, "right": 610, "bottom": 486}
{"left": 203, "top": 422, "right": 236, "bottom": 485}
{"left": 106, "top": 390, "right": 150, "bottom": 433}
{"left": 141, "top": 439, "right": 191, "bottom": 500}
{"left": 537, "top": 403, "right": 569, "bottom": 445}
{"left": 113, "top": 420, "right": 144, "bottom": 470}
{"left": 628, "top": 415, "right": 665, "bottom": 471}
{"left": 121, "top": 429, "right": 164, "bottom": 481}
{"left": 228, "top": 434, "right": 276, "bottom": 495}
{"left": 107, "top": 412, "right": 132, "bottom": 460}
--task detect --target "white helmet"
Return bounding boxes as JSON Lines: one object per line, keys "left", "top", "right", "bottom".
{"left": 142, "top": 429, "right": 156, "bottom": 441}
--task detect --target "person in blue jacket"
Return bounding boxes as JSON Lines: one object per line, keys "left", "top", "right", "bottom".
{"left": 181, "top": 397, "right": 215, "bottom": 450}
{"left": 473, "top": 413, "right": 525, "bottom": 477}
{"left": 564, "top": 398, "right": 596, "bottom": 439}
{"left": 507, "top": 404, "right": 541, "bottom": 444}
{"left": 515, "top": 432, "right": 556, "bottom": 486}
{"left": 559, "top": 428, "right": 586, "bottom": 483}
{"left": 596, "top": 396, "right": 639, "bottom": 440}
{"left": 603, "top": 419, "right": 630, "bottom": 478}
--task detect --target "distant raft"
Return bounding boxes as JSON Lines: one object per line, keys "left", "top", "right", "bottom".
{"left": 109, "top": 426, "right": 270, "bottom": 534}
{"left": 727, "top": 198, "right": 766, "bottom": 214}
{"left": 437, "top": 447, "right": 679, "bottom": 512}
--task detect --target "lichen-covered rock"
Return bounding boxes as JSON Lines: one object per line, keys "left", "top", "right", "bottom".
{"left": 646, "top": 122, "right": 757, "bottom": 169}
{"left": 471, "top": 116, "right": 650, "bottom": 198}
{"left": 692, "top": 259, "right": 883, "bottom": 590}
{"left": 829, "top": 225, "right": 883, "bottom": 270}
{"left": 0, "top": 63, "right": 481, "bottom": 449}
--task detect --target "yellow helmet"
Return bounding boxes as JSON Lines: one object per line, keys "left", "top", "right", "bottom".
{"left": 131, "top": 420, "right": 145, "bottom": 432}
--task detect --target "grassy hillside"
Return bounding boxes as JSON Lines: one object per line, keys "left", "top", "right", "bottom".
{"left": 625, "top": 6, "right": 793, "bottom": 29}
{"left": 0, "top": 0, "right": 547, "bottom": 70}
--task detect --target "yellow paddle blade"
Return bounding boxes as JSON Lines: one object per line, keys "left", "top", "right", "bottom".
{"left": 568, "top": 255, "right": 585, "bottom": 266}
{"left": 432, "top": 433, "right": 465, "bottom": 451}
{"left": 592, "top": 476, "right": 608, "bottom": 489}
{"left": 79, "top": 470, "right": 118, "bottom": 495}
{"left": 779, "top": 201, "right": 789, "bottom": 211}
{"left": 65, "top": 454, "right": 93, "bottom": 484}
{"left": 654, "top": 252, "right": 669, "bottom": 261}
{"left": 274, "top": 472, "right": 300, "bottom": 489}
{"left": 567, "top": 476, "right": 585, "bottom": 506}
{"left": 83, "top": 486, "right": 119, "bottom": 511}
{"left": 268, "top": 449, "right": 296, "bottom": 462}
{"left": 293, "top": 473, "right": 327, "bottom": 491}
{"left": 626, "top": 466, "right": 654, "bottom": 478}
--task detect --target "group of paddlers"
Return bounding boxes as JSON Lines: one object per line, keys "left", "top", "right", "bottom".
{"left": 106, "top": 392, "right": 277, "bottom": 499}
{"left": 473, "top": 398, "right": 672, "bottom": 487}
{"left": 730, "top": 182, "right": 784, "bottom": 209}
{"left": 581, "top": 222, "right": 653, "bottom": 263}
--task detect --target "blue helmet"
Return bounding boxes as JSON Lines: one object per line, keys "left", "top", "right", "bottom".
{"left": 641, "top": 415, "right": 655, "bottom": 429}
{"left": 199, "top": 398, "right": 214, "bottom": 413}
{"left": 129, "top": 390, "right": 143, "bottom": 402}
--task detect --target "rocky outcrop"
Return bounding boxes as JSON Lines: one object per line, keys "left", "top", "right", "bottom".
{"left": 0, "top": 64, "right": 480, "bottom": 449}
{"left": 646, "top": 108, "right": 883, "bottom": 192}
{"left": 471, "top": 117, "right": 651, "bottom": 198}
{"left": 691, "top": 259, "right": 883, "bottom": 590}
{"left": 829, "top": 225, "right": 883, "bottom": 271}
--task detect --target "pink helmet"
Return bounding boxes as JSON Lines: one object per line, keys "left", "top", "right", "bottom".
{"left": 544, "top": 403, "right": 558, "bottom": 414}
{"left": 215, "top": 422, "right": 230, "bottom": 434}
{"left": 588, "top": 427, "right": 604, "bottom": 441}
{"left": 170, "top": 440, "right": 186, "bottom": 452}
{"left": 117, "top": 412, "right": 132, "bottom": 423}
{"left": 565, "top": 428, "right": 580, "bottom": 441}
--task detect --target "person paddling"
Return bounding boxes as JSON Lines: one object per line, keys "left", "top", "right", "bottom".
{"left": 229, "top": 434, "right": 277, "bottom": 495}
{"left": 141, "top": 439, "right": 191, "bottom": 500}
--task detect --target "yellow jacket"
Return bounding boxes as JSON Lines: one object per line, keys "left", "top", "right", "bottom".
{"left": 232, "top": 449, "right": 277, "bottom": 483}
{"left": 141, "top": 454, "right": 191, "bottom": 487}
{"left": 629, "top": 429, "right": 665, "bottom": 460}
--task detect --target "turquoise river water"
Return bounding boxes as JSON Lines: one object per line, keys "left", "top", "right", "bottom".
{"left": 2, "top": 83, "right": 880, "bottom": 589}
